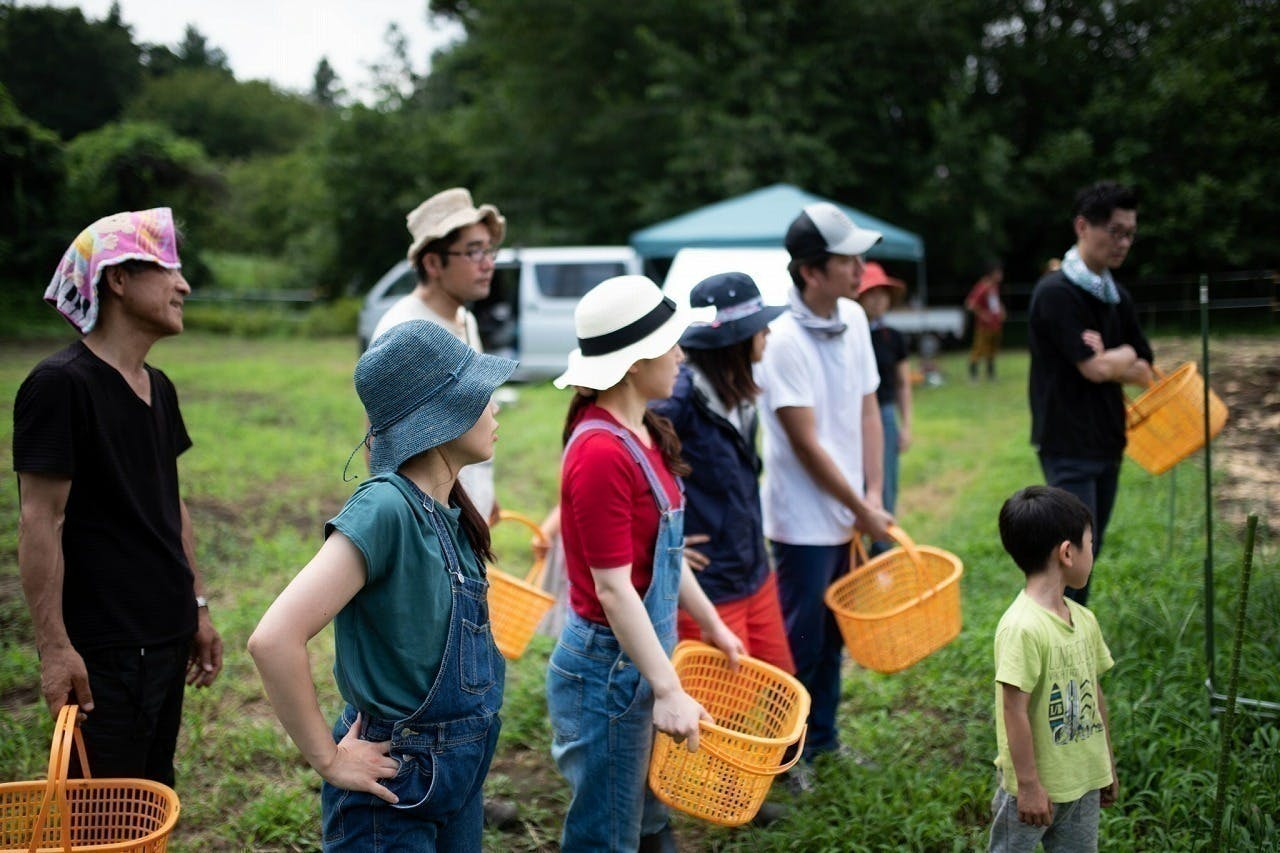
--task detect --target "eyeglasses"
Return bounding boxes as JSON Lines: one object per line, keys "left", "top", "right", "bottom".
{"left": 444, "top": 247, "right": 499, "bottom": 263}
{"left": 1103, "top": 225, "right": 1137, "bottom": 243}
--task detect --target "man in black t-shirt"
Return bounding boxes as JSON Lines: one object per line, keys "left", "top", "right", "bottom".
{"left": 14, "top": 208, "right": 222, "bottom": 787}
{"left": 1027, "top": 182, "right": 1154, "bottom": 605}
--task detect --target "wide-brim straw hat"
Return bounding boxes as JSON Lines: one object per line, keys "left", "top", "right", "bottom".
{"left": 356, "top": 319, "right": 517, "bottom": 475}
{"left": 554, "top": 275, "right": 714, "bottom": 391}
{"left": 406, "top": 188, "right": 506, "bottom": 262}
{"left": 680, "top": 271, "right": 787, "bottom": 350}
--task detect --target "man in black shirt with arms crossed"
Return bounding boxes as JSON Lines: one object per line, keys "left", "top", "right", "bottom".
{"left": 1027, "top": 182, "right": 1154, "bottom": 606}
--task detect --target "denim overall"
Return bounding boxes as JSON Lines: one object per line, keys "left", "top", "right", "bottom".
{"left": 322, "top": 474, "right": 506, "bottom": 852}
{"left": 547, "top": 419, "right": 684, "bottom": 851}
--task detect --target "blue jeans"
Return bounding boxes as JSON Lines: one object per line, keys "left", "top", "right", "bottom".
{"left": 871, "top": 403, "right": 900, "bottom": 556}
{"left": 771, "top": 541, "right": 850, "bottom": 758}
{"left": 1039, "top": 454, "right": 1121, "bottom": 607}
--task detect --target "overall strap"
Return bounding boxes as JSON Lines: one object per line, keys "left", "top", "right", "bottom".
{"left": 395, "top": 472, "right": 465, "bottom": 582}
{"left": 564, "top": 418, "right": 677, "bottom": 513}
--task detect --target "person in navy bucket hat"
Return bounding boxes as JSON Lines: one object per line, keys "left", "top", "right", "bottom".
{"left": 251, "top": 318, "right": 517, "bottom": 850}
{"left": 656, "top": 271, "right": 797, "bottom": 715}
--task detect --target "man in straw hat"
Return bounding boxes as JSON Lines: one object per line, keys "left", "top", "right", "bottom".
{"left": 372, "top": 187, "right": 506, "bottom": 522}
{"left": 1027, "top": 180, "right": 1154, "bottom": 606}
{"left": 14, "top": 208, "right": 222, "bottom": 787}
{"left": 756, "top": 202, "right": 894, "bottom": 790}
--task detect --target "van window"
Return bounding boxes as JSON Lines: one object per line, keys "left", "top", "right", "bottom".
{"left": 386, "top": 268, "right": 417, "bottom": 299}
{"left": 534, "top": 262, "right": 627, "bottom": 299}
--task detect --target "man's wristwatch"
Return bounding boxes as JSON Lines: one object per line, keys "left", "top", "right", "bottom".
{"left": 195, "top": 595, "right": 209, "bottom": 609}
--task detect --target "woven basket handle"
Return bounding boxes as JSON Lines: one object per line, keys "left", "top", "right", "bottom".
{"left": 850, "top": 534, "right": 869, "bottom": 566}
{"left": 492, "top": 510, "right": 550, "bottom": 587}
{"left": 886, "top": 525, "right": 923, "bottom": 568}
{"left": 1125, "top": 364, "right": 1168, "bottom": 426}
{"left": 28, "top": 703, "right": 88, "bottom": 853}
{"left": 690, "top": 722, "right": 808, "bottom": 776}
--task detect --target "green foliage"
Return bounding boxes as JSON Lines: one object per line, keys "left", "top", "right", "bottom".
{"left": 0, "top": 86, "right": 67, "bottom": 289}
{"left": 0, "top": 4, "right": 140, "bottom": 139}
{"left": 181, "top": 297, "right": 361, "bottom": 338}
{"left": 126, "top": 68, "right": 321, "bottom": 160}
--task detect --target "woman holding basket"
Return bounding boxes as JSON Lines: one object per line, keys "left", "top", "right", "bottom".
{"left": 547, "top": 275, "right": 744, "bottom": 852}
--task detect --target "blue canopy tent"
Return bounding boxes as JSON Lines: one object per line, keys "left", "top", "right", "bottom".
{"left": 630, "top": 183, "right": 929, "bottom": 300}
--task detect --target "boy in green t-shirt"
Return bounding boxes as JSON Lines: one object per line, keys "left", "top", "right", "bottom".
{"left": 989, "top": 486, "right": 1119, "bottom": 852}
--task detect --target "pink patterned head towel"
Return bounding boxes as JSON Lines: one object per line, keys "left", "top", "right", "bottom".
{"left": 44, "top": 207, "right": 182, "bottom": 333}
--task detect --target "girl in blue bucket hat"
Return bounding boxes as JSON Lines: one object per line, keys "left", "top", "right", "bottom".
{"left": 651, "top": 272, "right": 796, "bottom": 677}
{"left": 549, "top": 275, "right": 745, "bottom": 851}
{"left": 250, "top": 319, "right": 516, "bottom": 851}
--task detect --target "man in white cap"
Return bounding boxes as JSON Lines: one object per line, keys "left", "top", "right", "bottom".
{"left": 371, "top": 187, "right": 505, "bottom": 521}
{"left": 757, "top": 201, "right": 894, "bottom": 788}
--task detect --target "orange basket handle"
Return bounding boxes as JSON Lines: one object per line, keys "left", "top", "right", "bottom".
{"left": 850, "top": 534, "right": 869, "bottom": 566}
{"left": 493, "top": 510, "right": 550, "bottom": 587}
{"left": 1125, "top": 364, "right": 1167, "bottom": 427}
{"left": 689, "top": 722, "right": 808, "bottom": 776}
{"left": 28, "top": 704, "right": 88, "bottom": 853}
{"left": 885, "top": 525, "right": 923, "bottom": 568}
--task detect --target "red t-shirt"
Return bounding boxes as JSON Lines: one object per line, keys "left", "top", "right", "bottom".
{"left": 560, "top": 404, "right": 683, "bottom": 625}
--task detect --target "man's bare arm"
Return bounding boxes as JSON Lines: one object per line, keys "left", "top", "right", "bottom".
{"left": 17, "top": 472, "right": 93, "bottom": 715}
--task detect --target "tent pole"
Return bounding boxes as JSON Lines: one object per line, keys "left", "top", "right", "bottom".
{"left": 917, "top": 259, "right": 928, "bottom": 307}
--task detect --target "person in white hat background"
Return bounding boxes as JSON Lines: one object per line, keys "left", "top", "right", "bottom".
{"left": 756, "top": 202, "right": 894, "bottom": 790}
{"left": 369, "top": 187, "right": 506, "bottom": 522}
{"left": 250, "top": 320, "right": 516, "bottom": 850}
{"left": 546, "top": 275, "right": 744, "bottom": 852}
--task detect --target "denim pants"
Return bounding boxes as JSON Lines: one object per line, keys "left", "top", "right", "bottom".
{"left": 1039, "top": 454, "right": 1121, "bottom": 606}
{"left": 989, "top": 785, "right": 1100, "bottom": 852}
{"left": 870, "top": 403, "right": 901, "bottom": 556}
{"left": 771, "top": 541, "right": 851, "bottom": 758}
{"left": 548, "top": 418, "right": 683, "bottom": 851}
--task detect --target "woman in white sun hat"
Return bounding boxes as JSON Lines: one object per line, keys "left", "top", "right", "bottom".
{"left": 547, "top": 275, "right": 745, "bottom": 852}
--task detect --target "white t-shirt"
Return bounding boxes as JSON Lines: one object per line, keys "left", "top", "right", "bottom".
{"left": 758, "top": 297, "right": 880, "bottom": 545}
{"left": 372, "top": 293, "right": 494, "bottom": 517}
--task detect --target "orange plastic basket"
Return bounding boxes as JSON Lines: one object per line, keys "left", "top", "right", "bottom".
{"left": 824, "top": 526, "right": 963, "bottom": 674}
{"left": 1125, "top": 362, "right": 1228, "bottom": 475}
{"left": 0, "top": 704, "right": 180, "bottom": 852}
{"left": 648, "top": 642, "right": 810, "bottom": 826}
{"left": 486, "top": 510, "right": 556, "bottom": 660}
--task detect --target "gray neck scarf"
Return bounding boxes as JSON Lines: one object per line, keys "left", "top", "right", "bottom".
{"left": 1061, "top": 246, "right": 1120, "bottom": 304}
{"left": 787, "top": 286, "right": 846, "bottom": 338}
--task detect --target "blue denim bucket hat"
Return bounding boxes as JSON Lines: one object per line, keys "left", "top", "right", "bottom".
{"left": 355, "top": 319, "right": 517, "bottom": 475}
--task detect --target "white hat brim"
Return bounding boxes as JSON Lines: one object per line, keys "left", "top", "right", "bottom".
{"left": 554, "top": 304, "right": 715, "bottom": 390}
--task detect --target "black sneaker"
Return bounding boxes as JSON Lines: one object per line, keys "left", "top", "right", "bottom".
{"left": 751, "top": 800, "right": 789, "bottom": 826}
{"left": 483, "top": 798, "right": 519, "bottom": 830}
{"left": 637, "top": 824, "right": 678, "bottom": 852}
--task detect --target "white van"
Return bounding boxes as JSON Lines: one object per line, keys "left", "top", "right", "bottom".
{"left": 358, "top": 246, "right": 642, "bottom": 380}
{"left": 662, "top": 247, "right": 964, "bottom": 341}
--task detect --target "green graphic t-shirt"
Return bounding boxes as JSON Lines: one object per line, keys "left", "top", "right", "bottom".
{"left": 326, "top": 475, "right": 484, "bottom": 720}
{"left": 993, "top": 591, "right": 1115, "bottom": 802}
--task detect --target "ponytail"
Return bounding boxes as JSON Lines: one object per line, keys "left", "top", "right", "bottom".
{"left": 562, "top": 389, "right": 598, "bottom": 446}
{"left": 451, "top": 480, "right": 494, "bottom": 564}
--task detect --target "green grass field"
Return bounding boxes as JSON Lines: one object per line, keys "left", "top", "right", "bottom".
{"left": 0, "top": 334, "right": 1275, "bottom": 851}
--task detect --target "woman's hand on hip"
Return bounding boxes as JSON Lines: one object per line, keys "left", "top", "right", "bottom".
{"left": 319, "top": 713, "right": 401, "bottom": 803}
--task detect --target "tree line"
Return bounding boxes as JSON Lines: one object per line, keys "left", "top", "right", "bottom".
{"left": 3, "top": 0, "right": 1276, "bottom": 303}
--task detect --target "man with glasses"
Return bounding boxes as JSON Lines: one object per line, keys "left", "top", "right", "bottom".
{"left": 758, "top": 203, "right": 894, "bottom": 791}
{"left": 1027, "top": 181, "right": 1154, "bottom": 605}
{"left": 372, "top": 188, "right": 506, "bottom": 522}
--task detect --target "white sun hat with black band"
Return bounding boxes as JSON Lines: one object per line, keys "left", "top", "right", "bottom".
{"left": 554, "top": 275, "right": 715, "bottom": 391}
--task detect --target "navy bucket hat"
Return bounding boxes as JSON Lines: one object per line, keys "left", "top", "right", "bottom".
{"left": 679, "top": 272, "right": 786, "bottom": 350}
{"left": 355, "top": 320, "right": 517, "bottom": 475}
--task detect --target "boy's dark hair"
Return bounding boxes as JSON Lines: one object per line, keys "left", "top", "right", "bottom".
{"left": 1073, "top": 181, "right": 1138, "bottom": 225}
{"left": 998, "top": 485, "right": 1093, "bottom": 575}
{"left": 787, "top": 253, "right": 831, "bottom": 291}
